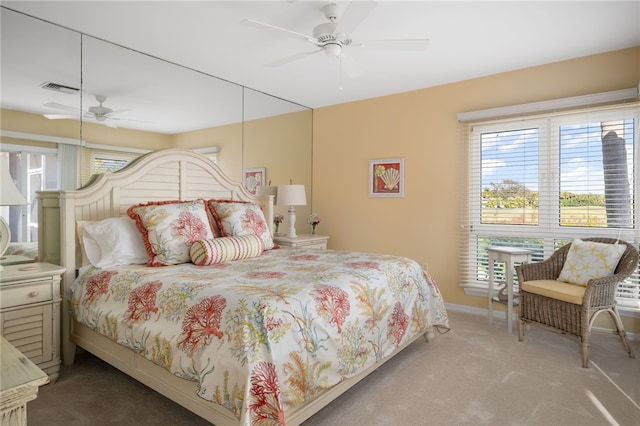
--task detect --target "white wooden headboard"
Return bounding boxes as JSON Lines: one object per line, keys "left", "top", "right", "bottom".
{"left": 37, "top": 149, "right": 273, "bottom": 362}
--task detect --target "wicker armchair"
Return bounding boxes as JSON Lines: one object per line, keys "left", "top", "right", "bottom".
{"left": 516, "top": 238, "right": 638, "bottom": 368}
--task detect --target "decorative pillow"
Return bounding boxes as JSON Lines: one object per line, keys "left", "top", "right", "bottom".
{"left": 190, "top": 235, "right": 265, "bottom": 265}
{"left": 558, "top": 238, "right": 626, "bottom": 286}
{"left": 207, "top": 199, "right": 274, "bottom": 250}
{"left": 82, "top": 217, "right": 148, "bottom": 268}
{"left": 127, "top": 199, "right": 215, "bottom": 266}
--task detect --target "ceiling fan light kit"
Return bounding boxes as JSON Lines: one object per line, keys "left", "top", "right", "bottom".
{"left": 88, "top": 95, "right": 113, "bottom": 120}
{"left": 323, "top": 43, "right": 342, "bottom": 58}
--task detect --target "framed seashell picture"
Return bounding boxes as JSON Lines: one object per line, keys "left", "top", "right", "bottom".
{"left": 369, "top": 158, "right": 404, "bottom": 197}
{"left": 243, "top": 167, "right": 266, "bottom": 195}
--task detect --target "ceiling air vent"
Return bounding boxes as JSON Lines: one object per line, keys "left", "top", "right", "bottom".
{"left": 40, "top": 81, "right": 79, "bottom": 94}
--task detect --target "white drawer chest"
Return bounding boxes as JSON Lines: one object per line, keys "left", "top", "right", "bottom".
{"left": 0, "top": 263, "right": 65, "bottom": 383}
{"left": 273, "top": 234, "right": 329, "bottom": 250}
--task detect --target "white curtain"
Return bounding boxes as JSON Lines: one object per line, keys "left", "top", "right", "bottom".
{"left": 58, "top": 143, "right": 80, "bottom": 190}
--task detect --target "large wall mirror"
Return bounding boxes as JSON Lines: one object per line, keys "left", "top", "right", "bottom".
{"left": 242, "top": 88, "right": 313, "bottom": 227}
{"left": 1, "top": 7, "right": 313, "bottom": 244}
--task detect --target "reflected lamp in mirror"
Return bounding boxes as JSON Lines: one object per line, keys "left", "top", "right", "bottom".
{"left": 276, "top": 185, "right": 307, "bottom": 238}
{"left": 0, "top": 152, "right": 29, "bottom": 259}
{"left": 255, "top": 185, "right": 278, "bottom": 205}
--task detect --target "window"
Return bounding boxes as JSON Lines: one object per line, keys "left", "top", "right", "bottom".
{"left": 462, "top": 104, "right": 640, "bottom": 310}
{"left": 88, "top": 150, "right": 138, "bottom": 177}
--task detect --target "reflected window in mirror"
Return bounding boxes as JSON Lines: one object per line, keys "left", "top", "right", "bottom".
{"left": 88, "top": 149, "right": 138, "bottom": 176}
{"left": 2, "top": 149, "right": 58, "bottom": 243}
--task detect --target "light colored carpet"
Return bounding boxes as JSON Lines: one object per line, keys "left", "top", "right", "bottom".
{"left": 28, "top": 310, "right": 639, "bottom": 425}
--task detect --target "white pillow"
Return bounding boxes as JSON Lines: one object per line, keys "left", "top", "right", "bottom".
{"left": 558, "top": 238, "right": 626, "bottom": 286}
{"left": 82, "top": 217, "right": 148, "bottom": 268}
{"left": 76, "top": 220, "right": 96, "bottom": 267}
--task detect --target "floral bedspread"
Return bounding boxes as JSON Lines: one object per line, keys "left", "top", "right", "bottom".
{"left": 71, "top": 248, "right": 449, "bottom": 425}
{"left": 6, "top": 242, "right": 39, "bottom": 260}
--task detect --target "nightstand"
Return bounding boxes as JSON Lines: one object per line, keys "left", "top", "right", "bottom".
{"left": 0, "top": 255, "right": 35, "bottom": 267}
{"left": 1, "top": 336, "right": 49, "bottom": 425}
{"left": 273, "top": 234, "right": 329, "bottom": 250}
{"left": 0, "top": 263, "right": 65, "bottom": 382}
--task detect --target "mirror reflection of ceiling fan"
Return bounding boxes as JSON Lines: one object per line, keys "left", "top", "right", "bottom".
{"left": 43, "top": 95, "right": 150, "bottom": 128}
{"left": 242, "top": 1, "right": 429, "bottom": 80}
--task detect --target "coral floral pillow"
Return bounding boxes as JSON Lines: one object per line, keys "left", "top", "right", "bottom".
{"left": 207, "top": 199, "right": 274, "bottom": 250}
{"left": 558, "top": 238, "right": 626, "bottom": 286}
{"left": 127, "top": 199, "right": 215, "bottom": 266}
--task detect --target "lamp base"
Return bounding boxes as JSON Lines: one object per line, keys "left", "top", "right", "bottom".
{"left": 286, "top": 206, "right": 297, "bottom": 238}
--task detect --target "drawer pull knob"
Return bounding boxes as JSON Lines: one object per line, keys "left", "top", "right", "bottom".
{"left": 29, "top": 291, "right": 40, "bottom": 297}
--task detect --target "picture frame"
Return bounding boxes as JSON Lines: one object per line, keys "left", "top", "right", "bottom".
{"left": 243, "top": 167, "right": 265, "bottom": 195}
{"left": 369, "top": 158, "right": 404, "bottom": 198}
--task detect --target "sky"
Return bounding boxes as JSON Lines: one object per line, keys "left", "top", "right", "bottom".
{"left": 481, "top": 119, "right": 635, "bottom": 195}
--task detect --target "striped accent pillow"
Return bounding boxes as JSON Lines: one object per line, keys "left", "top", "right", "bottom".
{"left": 190, "top": 235, "right": 265, "bottom": 265}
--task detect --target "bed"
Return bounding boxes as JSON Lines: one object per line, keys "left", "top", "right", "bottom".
{"left": 37, "top": 149, "right": 449, "bottom": 425}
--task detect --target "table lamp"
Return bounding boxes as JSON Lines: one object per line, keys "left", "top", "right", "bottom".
{"left": 0, "top": 152, "right": 29, "bottom": 259}
{"left": 255, "top": 184, "right": 278, "bottom": 204}
{"left": 276, "top": 184, "right": 306, "bottom": 238}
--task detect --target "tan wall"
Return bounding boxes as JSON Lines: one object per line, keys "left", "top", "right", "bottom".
{"left": 0, "top": 108, "right": 174, "bottom": 150}
{"left": 1, "top": 109, "right": 81, "bottom": 140}
{"left": 3, "top": 47, "right": 639, "bottom": 331}
{"left": 171, "top": 122, "right": 243, "bottom": 179}
{"left": 243, "top": 110, "right": 314, "bottom": 225}
{"left": 81, "top": 121, "right": 173, "bottom": 151}
{"left": 312, "top": 47, "right": 640, "bottom": 332}
{"left": 1, "top": 108, "right": 172, "bottom": 182}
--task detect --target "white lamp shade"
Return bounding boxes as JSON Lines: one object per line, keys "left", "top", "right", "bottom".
{"left": 0, "top": 152, "right": 28, "bottom": 206}
{"left": 276, "top": 185, "right": 306, "bottom": 206}
{"left": 255, "top": 185, "right": 278, "bottom": 204}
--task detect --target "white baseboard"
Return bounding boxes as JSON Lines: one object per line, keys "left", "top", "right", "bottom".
{"left": 444, "top": 302, "right": 638, "bottom": 342}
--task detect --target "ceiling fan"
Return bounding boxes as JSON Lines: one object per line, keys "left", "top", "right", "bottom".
{"left": 43, "top": 95, "right": 147, "bottom": 128}
{"left": 242, "top": 1, "right": 429, "bottom": 80}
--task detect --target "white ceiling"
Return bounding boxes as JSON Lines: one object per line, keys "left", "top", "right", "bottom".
{"left": 2, "top": 1, "right": 639, "bottom": 128}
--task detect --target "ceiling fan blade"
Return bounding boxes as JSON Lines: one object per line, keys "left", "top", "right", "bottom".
{"left": 107, "top": 116, "right": 154, "bottom": 124}
{"left": 105, "top": 108, "right": 132, "bottom": 118}
{"left": 44, "top": 102, "right": 81, "bottom": 113}
{"left": 352, "top": 39, "right": 430, "bottom": 51}
{"left": 43, "top": 113, "right": 77, "bottom": 120}
{"left": 241, "top": 18, "right": 320, "bottom": 45}
{"left": 333, "top": 1, "right": 377, "bottom": 35}
{"left": 265, "top": 49, "right": 323, "bottom": 67}
{"left": 105, "top": 120, "right": 118, "bottom": 129}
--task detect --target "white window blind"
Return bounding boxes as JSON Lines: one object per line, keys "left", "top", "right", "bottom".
{"left": 461, "top": 102, "right": 640, "bottom": 311}
{"left": 84, "top": 149, "right": 140, "bottom": 183}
